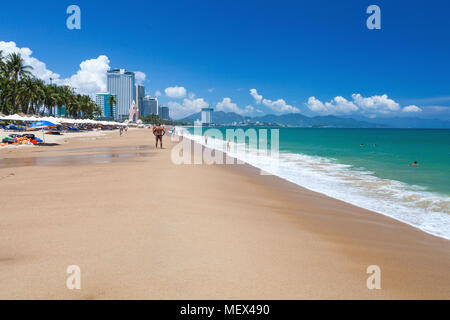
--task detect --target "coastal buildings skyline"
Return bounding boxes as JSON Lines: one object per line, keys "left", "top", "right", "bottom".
{"left": 95, "top": 93, "right": 117, "bottom": 119}
{"left": 201, "top": 107, "right": 214, "bottom": 125}
{"left": 158, "top": 106, "right": 170, "bottom": 121}
{"left": 135, "top": 84, "right": 145, "bottom": 117}
{"left": 98, "top": 68, "right": 170, "bottom": 121}
{"left": 1, "top": 1, "right": 449, "bottom": 122}
{"left": 143, "top": 96, "right": 158, "bottom": 117}
{"left": 107, "top": 68, "right": 135, "bottom": 121}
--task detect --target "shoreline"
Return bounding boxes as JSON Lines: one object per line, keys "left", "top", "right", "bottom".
{"left": 180, "top": 129, "right": 450, "bottom": 241}
{"left": 0, "top": 129, "right": 449, "bottom": 299}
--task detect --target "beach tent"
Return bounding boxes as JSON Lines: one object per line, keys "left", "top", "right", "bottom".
{"left": 0, "top": 114, "right": 127, "bottom": 128}
{"left": 27, "top": 120, "right": 59, "bottom": 143}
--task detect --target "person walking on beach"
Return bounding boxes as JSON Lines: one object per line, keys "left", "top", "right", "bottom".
{"left": 204, "top": 133, "right": 208, "bottom": 145}
{"left": 152, "top": 123, "right": 166, "bottom": 149}
{"left": 119, "top": 127, "right": 123, "bottom": 136}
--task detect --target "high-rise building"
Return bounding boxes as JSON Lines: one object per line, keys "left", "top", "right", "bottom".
{"left": 143, "top": 96, "right": 158, "bottom": 116}
{"left": 95, "top": 93, "right": 118, "bottom": 119}
{"left": 135, "top": 84, "right": 145, "bottom": 115}
{"left": 107, "top": 68, "right": 135, "bottom": 120}
{"left": 201, "top": 107, "right": 214, "bottom": 125}
{"left": 158, "top": 106, "right": 170, "bottom": 120}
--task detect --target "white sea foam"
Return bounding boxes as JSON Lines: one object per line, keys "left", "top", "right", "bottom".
{"left": 181, "top": 129, "right": 450, "bottom": 240}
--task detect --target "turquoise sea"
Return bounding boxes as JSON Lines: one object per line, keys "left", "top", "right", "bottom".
{"left": 183, "top": 127, "right": 450, "bottom": 239}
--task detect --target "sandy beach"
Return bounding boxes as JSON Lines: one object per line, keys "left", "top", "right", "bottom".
{"left": 1, "top": 130, "right": 110, "bottom": 147}
{"left": 0, "top": 128, "right": 449, "bottom": 299}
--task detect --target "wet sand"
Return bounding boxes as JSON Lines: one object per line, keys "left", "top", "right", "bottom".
{"left": 0, "top": 129, "right": 449, "bottom": 299}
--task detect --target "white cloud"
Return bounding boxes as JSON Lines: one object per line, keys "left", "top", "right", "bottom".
{"left": 262, "top": 98, "right": 299, "bottom": 113}
{"left": 305, "top": 96, "right": 358, "bottom": 115}
{"left": 155, "top": 90, "right": 162, "bottom": 97}
{"left": 135, "top": 71, "right": 146, "bottom": 84}
{"left": 250, "top": 89, "right": 263, "bottom": 104}
{"left": 61, "top": 55, "right": 111, "bottom": 95}
{"left": 216, "top": 97, "right": 240, "bottom": 113}
{"left": 250, "top": 88, "right": 299, "bottom": 113}
{"left": 216, "top": 98, "right": 261, "bottom": 116}
{"left": 306, "top": 97, "right": 327, "bottom": 113}
{"left": 352, "top": 94, "right": 401, "bottom": 114}
{"left": 168, "top": 97, "right": 209, "bottom": 119}
{"left": 165, "top": 86, "right": 187, "bottom": 98}
{"left": 306, "top": 94, "right": 421, "bottom": 116}
{"left": 208, "top": 88, "right": 215, "bottom": 93}
{"left": 0, "top": 41, "right": 150, "bottom": 97}
{"left": 189, "top": 92, "right": 196, "bottom": 99}
{"left": 0, "top": 41, "right": 61, "bottom": 82}
{"left": 214, "top": 97, "right": 252, "bottom": 115}
{"left": 402, "top": 105, "right": 422, "bottom": 113}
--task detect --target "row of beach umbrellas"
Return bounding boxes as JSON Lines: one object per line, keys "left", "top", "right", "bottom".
{"left": 0, "top": 114, "right": 127, "bottom": 127}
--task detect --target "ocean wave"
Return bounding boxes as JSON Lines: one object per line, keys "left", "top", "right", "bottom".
{"left": 181, "top": 129, "right": 450, "bottom": 240}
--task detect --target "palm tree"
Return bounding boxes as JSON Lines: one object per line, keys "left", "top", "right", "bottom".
{"left": 0, "top": 52, "right": 101, "bottom": 120}
{"left": 6, "top": 53, "right": 33, "bottom": 113}
{"left": 65, "top": 93, "right": 79, "bottom": 118}
{"left": 107, "top": 95, "right": 117, "bottom": 119}
{"left": 43, "top": 84, "right": 60, "bottom": 115}
{"left": 107, "top": 95, "right": 117, "bottom": 107}
{"left": 0, "top": 50, "right": 4, "bottom": 72}
{"left": 0, "top": 50, "right": 8, "bottom": 114}
{"left": 17, "top": 78, "right": 45, "bottom": 114}
{"left": 76, "top": 95, "right": 99, "bottom": 119}
{"left": 54, "top": 85, "right": 71, "bottom": 116}
{"left": 149, "top": 114, "right": 160, "bottom": 124}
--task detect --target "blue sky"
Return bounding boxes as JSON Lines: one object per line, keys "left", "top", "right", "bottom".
{"left": 1, "top": 0, "right": 449, "bottom": 119}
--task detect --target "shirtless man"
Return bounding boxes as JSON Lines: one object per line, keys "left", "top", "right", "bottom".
{"left": 152, "top": 123, "right": 166, "bottom": 149}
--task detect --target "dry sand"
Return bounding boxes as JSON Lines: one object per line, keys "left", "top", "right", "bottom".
{"left": 0, "top": 129, "right": 449, "bottom": 299}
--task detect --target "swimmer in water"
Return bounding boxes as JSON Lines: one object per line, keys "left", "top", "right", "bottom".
{"left": 409, "top": 161, "right": 419, "bottom": 167}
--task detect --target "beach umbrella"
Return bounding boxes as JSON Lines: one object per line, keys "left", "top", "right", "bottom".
{"left": 27, "top": 120, "right": 59, "bottom": 143}
{"left": 27, "top": 120, "right": 58, "bottom": 130}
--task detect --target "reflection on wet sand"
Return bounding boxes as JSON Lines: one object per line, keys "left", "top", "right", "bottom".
{"left": 35, "top": 145, "right": 154, "bottom": 154}
{"left": 0, "top": 151, "right": 151, "bottom": 168}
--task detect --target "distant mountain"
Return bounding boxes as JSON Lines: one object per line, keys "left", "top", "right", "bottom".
{"left": 180, "top": 111, "right": 248, "bottom": 125}
{"left": 252, "top": 114, "right": 386, "bottom": 128}
{"left": 179, "top": 111, "right": 386, "bottom": 128}
{"left": 179, "top": 111, "right": 450, "bottom": 128}
{"left": 360, "top": 117, "right": 450, "bottom": 129}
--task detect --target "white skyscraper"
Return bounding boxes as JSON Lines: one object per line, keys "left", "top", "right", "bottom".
{"left": 158, "top": 106, "right": 170, "bottom": 120}
{"left": 143, "top": 96, "right": 158, "bottom": 116}
{"left": 135, "top": 84, "right": 145, "bottom": 115}
{"left": 107, "top": 68, "right": 135, "bottom": 120}
{"left": 201, "top": 107, "right": 213, "bottom": 125}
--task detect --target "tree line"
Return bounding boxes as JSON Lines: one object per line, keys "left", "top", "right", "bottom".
{"left": 0, "top": 51, "right": 101, "bottom": 118}
{"left": 139, "top": 114, "right": 188, "bottom": 126}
